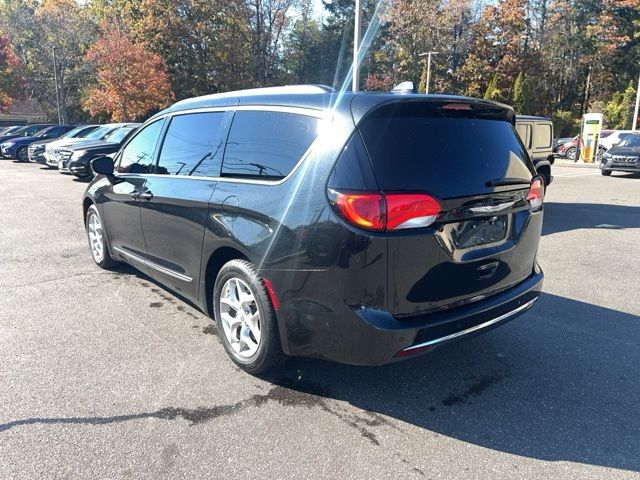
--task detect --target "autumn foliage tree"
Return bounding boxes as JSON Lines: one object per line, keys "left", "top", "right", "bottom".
{"left": 0, "top": 33, "right": 23, "bottom": 112}
{"left": 83, "top": 28, "right": 173, "bottom": 121}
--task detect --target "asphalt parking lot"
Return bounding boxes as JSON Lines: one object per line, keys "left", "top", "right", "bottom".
{"left": 0, "top": 161, "right": 638, "bottom": 479}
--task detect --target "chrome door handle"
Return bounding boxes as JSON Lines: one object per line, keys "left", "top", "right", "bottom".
{"left": 138, "top": 192, "right": 154, "bottom": 200}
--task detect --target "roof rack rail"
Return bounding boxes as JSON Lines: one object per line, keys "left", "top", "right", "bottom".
{"left": 237, "top": 84, "right": 336, "bottom": 95}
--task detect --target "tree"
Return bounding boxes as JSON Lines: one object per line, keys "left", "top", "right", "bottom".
{"left": 603, "top": 81, "right": 637, "bottom": 129}
{"left": 512, "top": 71, "right": 529, "bottom": 113}
{"left": 83, "top": 28, "right": 173, "bottom": 121}
{"left": 483, "top": 74, "right": 500, "bottom": 100}
{"left": 0, "top": 33, "right": 24, "bottom": 111}
{"left": 0, "top": 0, "right": 98, "bottom": 121}
{"left": 245, "top": 0, "right": 297, "bottom": 86}
{"left": 132, "top": 0, "right": 251, "bottom": 98}
{"left": 458, "top": 5, "right": 498, "bottom": 97}
{"left": 282, "top": 0, "right": 323, "bottom": 84}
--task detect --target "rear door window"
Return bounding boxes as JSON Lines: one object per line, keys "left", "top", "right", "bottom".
{"left": 155, "top": 112, "right": 227, "bottom": 177}
{"left": 221, "top": 110, "right": 319, "bottom": 180}
{"left": 358, "top": 103, "right": 534, "bottom": 199}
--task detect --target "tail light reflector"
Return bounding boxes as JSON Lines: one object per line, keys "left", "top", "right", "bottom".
{"left": 328, "top": 189, "right": 441, "bottom": 232}
{"left": 527, "top": 177, "right": 545, "bottom": 210}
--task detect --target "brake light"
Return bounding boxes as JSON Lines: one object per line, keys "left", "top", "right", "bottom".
{"left": 328, "top": 191, "right": 385, "bottom": 230}
{"left": 527, "top": 177, "right": 545, "bottom": 210}
{"left": 386, "top": 194, "right": 441, "bottom": 230}
{"left": 441, "top": 103, "right": 472, "bottom": 111}
{"left": 328, "top": 190, "right": 441, "bottom": 231}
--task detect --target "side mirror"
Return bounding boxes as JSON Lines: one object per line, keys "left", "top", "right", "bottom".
{"left": 91, "top": 155, "right": 114, "bottom": 176}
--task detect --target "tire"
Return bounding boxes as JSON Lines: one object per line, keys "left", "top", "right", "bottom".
{"left": 213, "top": 259, "right": 284, "bottom": 374}
{"left": 601, "top": 169, "right": 612, "bottom": 176}
{"left": 16, "top": 147, "right": 28, "bottom": 162}
{"left": 566, "top": 147, "right": 577, "bottom": 161}
{"left": 85, "top": 204, "right": 118, "bottom": 270}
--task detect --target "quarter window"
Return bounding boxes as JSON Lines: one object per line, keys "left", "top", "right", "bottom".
{"left": 221, "top": 111, "right": 319, "bottom": 179}
{"left": 156, "top": 112, "right": 227, "bottom": 176}
{"left": 117, "top": 120, "right": 163, "bottom": 174}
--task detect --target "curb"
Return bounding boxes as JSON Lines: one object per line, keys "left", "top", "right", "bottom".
{"left": 553, "top": 159, "right": 598, "bottom": 169}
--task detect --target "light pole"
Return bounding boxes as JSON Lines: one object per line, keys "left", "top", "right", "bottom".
{"left": 633, "top": 71, "right": 640, "bottom": 130}
{"left": 419, "top": 51, "right": 438, "bottom": 94}
{"left": 52, "top": 47, "right": 62, "bottom": 124}
{"left": 352, "top": 0, "right": 361, "bottom": 92}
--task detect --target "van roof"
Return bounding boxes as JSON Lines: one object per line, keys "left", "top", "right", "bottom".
{"left": 154, "top": 85, "right": 515, "bottom": 123}
{"left": 516, "top": 115, "right": 551, "bottom": 121}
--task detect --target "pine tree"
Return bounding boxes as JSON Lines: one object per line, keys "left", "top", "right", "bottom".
{"left": 484, "top": 75, "right": 500, "bottom": 100}
{"left": 512, "top": 71, "right": 526, "bottom": 113}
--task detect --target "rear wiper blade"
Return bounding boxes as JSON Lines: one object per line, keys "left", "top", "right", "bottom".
{"left": 486, "top": 177, "right": 531, "bottom": 187}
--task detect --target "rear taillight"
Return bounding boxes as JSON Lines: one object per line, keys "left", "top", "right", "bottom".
{"left": 328, "top": 189, "right": 441, "bottom": 231}
{"left": 527, "top": 177, "right": 545, "bottom": 210}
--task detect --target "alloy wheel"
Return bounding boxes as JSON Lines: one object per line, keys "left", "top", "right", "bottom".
{"left": 87, "top": 212, "right": 104, "bottom": 263}
{"left": 219, "top": 277, "right": 261, "bottom": 358}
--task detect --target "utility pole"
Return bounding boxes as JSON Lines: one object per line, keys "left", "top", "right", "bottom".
{"left": 52, "top": 47, "right": 62, "bottom": 124}
{"left": 419, "top": 51, "right": 438, "bottom": 94}
{"left": 633, "top": 71, "right": 640, "bottom": 131}
{"left": 352, "top": 0, "right": 361, "bottom": 92}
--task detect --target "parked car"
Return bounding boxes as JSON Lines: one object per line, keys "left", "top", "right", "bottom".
{"left": 45, "top": 123, "right": 129, "bottom": 168}
{"left": 61, "top": 124, "right": 139, "bottom": 177}
{"left": 553, "top": 136, "right": 575, "bottom": 152}
{"left": 0, "top": 126, "right": 23, "bottom": 136}
{"left": 555, "top": 135, "right": 580, "bottom": 160}
{"left": 0, "top": 124, "right": 53, "bottom": 145}
{"left": 83, "top": 85, "right": 544, "bottom": 374}
{"left": 1, "top": 125, "right": 77, "bottom": 161}
{"left": 28, "top": 125, "right": 100, "bottom": 164}
{"left": 515, "top": 115, "right": 554, "bottom": 186}
{"left": 600, "top": 133, "right": 640, "bottom": 176}
{"left": 599, "top": 130, "right": 635, "bottom": 152}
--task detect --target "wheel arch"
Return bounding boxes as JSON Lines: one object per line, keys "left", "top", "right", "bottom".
{"left": 202, "top": 246, "right": 249, "bottom": 317}
{"left": 82, "top": 196, "right": 94, "bottom": 225}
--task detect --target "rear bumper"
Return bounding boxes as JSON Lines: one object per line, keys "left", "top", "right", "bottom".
{"left": 281, "top": 267, "right": 543, "bottom": 366}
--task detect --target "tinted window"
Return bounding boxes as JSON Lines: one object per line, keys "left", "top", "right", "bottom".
{"left": 359, "top": 103, "right": 534, "bottom": 199}
{"left": 117, "top": 121, "right": 163, "bottom": 174}
{"left": 222, "top": 111, "right": 319, "bottom": 179}
{"left": 156, "top": 112, "right": 226, "bottom": 176}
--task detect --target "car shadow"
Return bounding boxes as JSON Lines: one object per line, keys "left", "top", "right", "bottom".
{"left": 543, "top": 202, "right": 640, "bottom": 236}
{"left": 265, "top": 292, "right": 640, "bottom": 472}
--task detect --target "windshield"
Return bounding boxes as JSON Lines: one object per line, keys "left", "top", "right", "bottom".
{"left": 618, "top": 135, "right": 640, "bottom": 148}
{"left": 84, "top": 126, "right": 113, "bottom": 140}
{"left": 60, "top": 126, "right": 85, "bottom": 138}
{"left": 36, "top": 127, "right": 55, "bottom": 138}
{"left": 104, "top": 126, "right": 135, "bottom": 144}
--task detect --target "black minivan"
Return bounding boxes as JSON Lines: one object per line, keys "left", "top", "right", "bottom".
{"left": 84, "top": 85, "right": 544, "bottom": 374}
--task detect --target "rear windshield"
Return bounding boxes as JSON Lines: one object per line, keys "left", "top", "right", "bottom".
{"left": 358, "top": 103, "right": 534, "bottom": 198}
